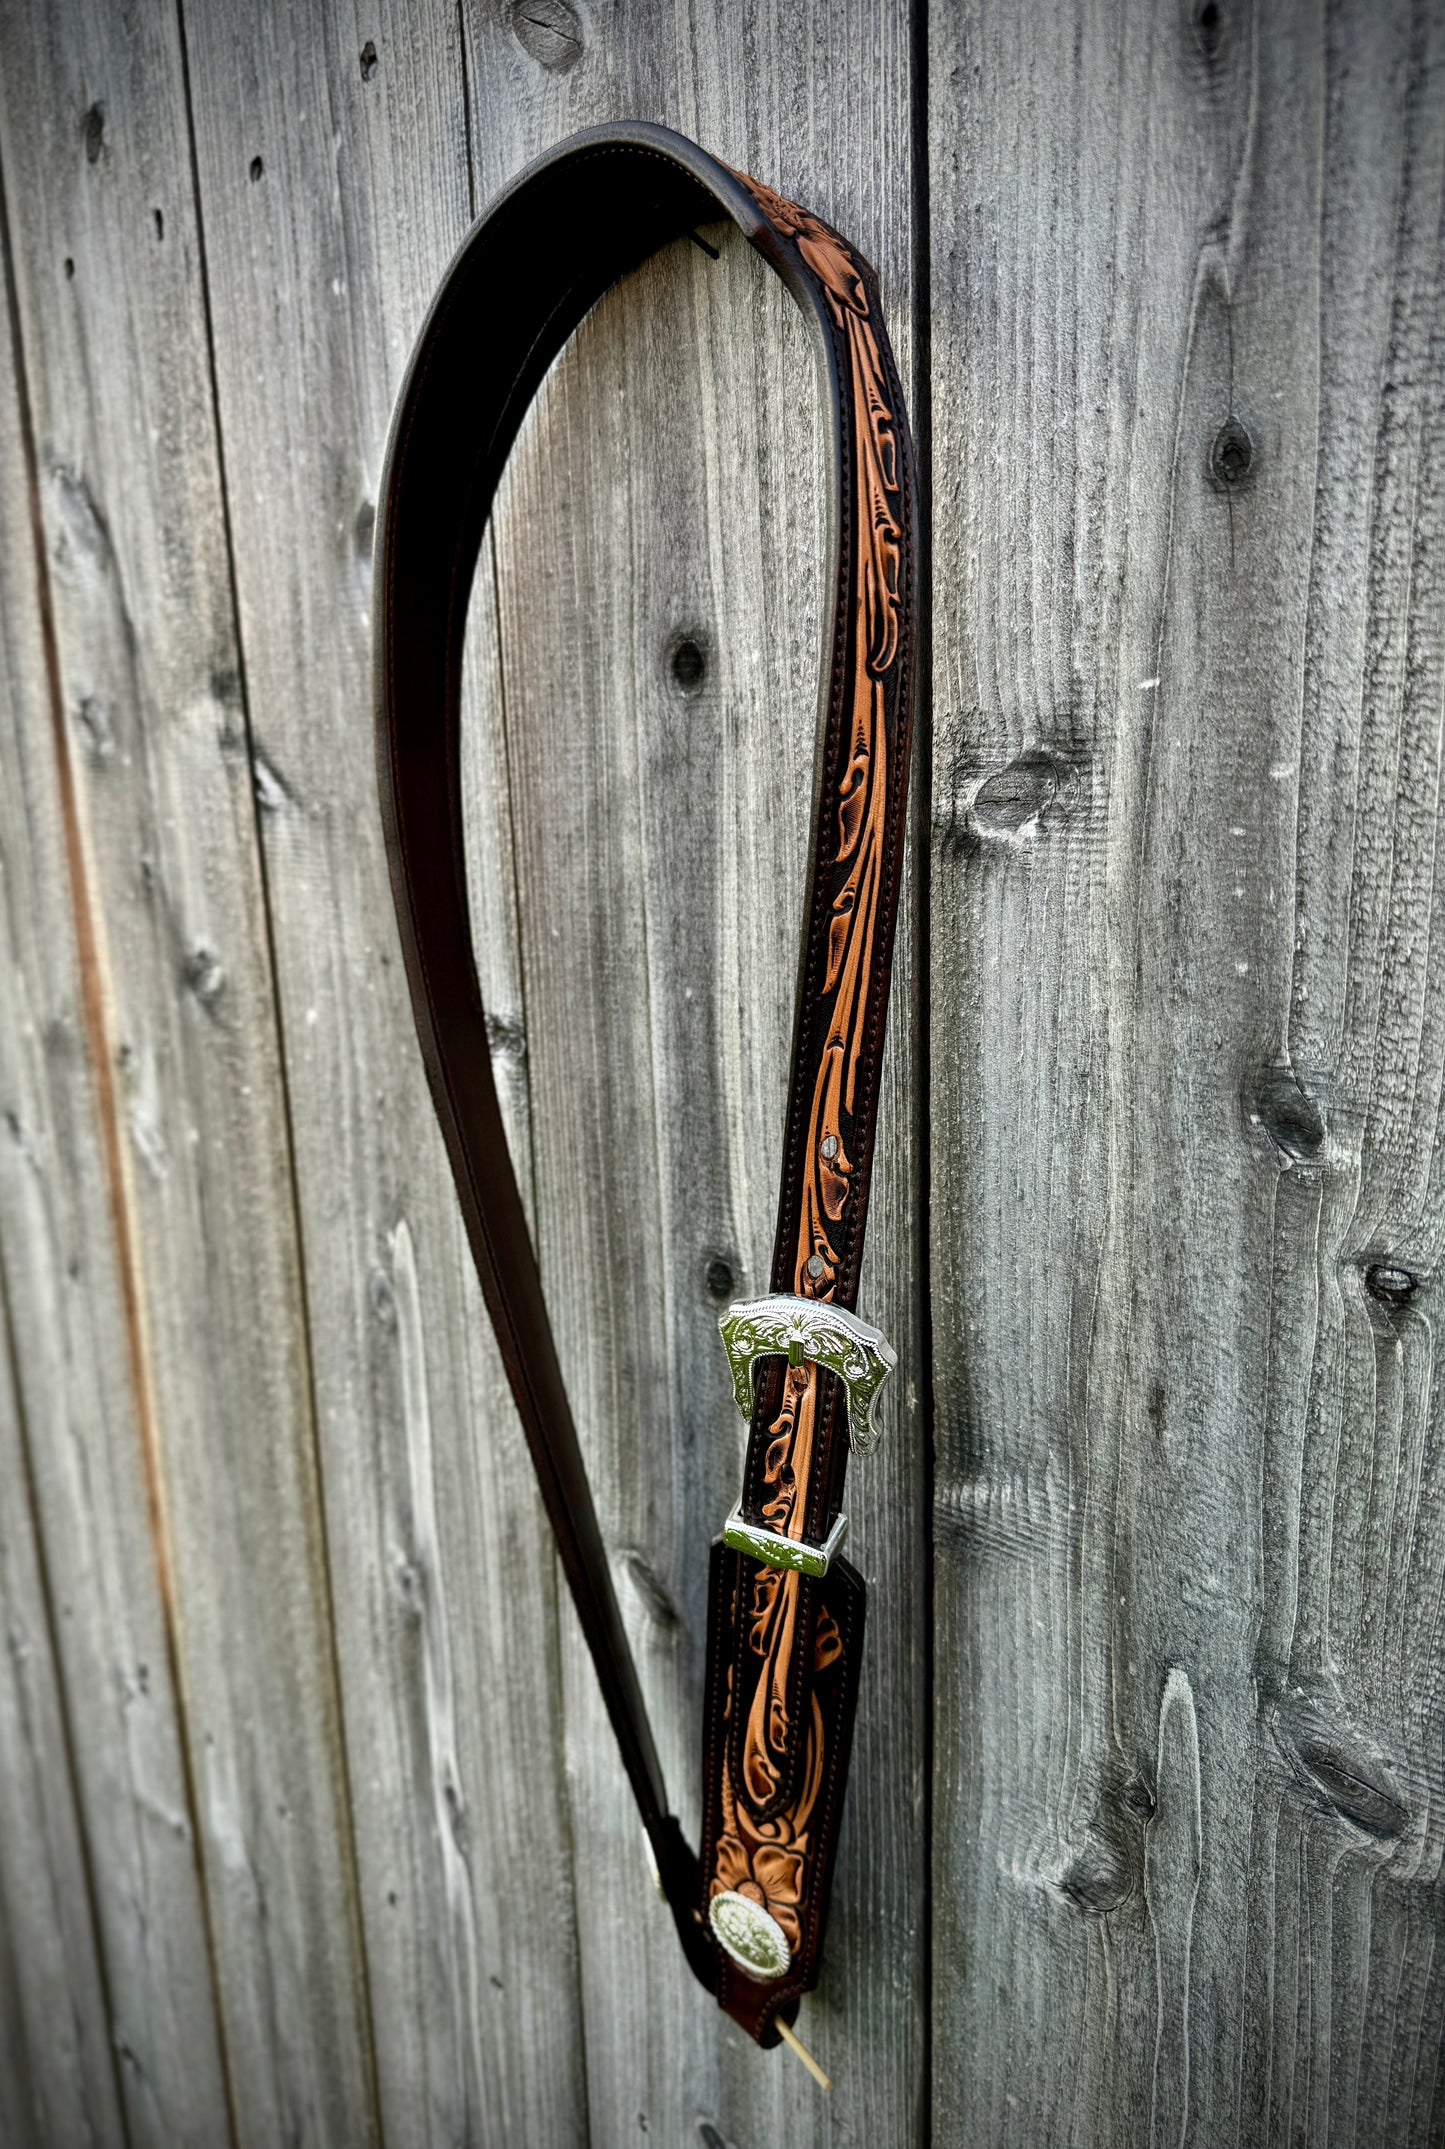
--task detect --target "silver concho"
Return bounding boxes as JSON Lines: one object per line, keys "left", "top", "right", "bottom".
{"left": 708, "top": 1889, "right": 793, "bottom": 1981}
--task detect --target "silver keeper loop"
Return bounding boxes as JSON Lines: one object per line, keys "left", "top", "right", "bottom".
{"left": 721, "top": 1502, "right": 848, "bottom": 1579}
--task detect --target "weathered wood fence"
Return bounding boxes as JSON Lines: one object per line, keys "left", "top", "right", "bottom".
{"left": 0, "top": 1, "right": 1442, "bottom": 2143}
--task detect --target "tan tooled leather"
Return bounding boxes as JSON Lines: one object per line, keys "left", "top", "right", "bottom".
{"left": 700, "top": 171, "right": 914, "bottom": 2041}
{"left": 376, "top": 124, "right": 916, "bottom": 2048}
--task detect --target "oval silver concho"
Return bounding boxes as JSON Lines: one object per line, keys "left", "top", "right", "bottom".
{"left": 708, "top": 1890, "right": 792, "bottom": 1981}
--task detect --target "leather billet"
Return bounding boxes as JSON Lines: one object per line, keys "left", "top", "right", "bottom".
{"left": 375, "top": 121, "right": 916, "bottom": 2048}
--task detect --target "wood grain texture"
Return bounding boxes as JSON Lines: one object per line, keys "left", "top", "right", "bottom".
{"left": 928, "top": 0, "right": 1445, "bottom": 2142}
{"left": 0, "top": 1, "right": 375, "bottom": 2139}
{"left": 0, "top": 1274, "right": 121, "bottom": 2147}
{"left": 0, "top": 137, "right": 230, "bottom": 2147}
{"left": 462, "top": 7, "right": 925, "bottom": 2144}
{"left": 178, "top": 2, "right": 589, "bottom": 2142}
{"left": 6, "top": 0, "right": 1444, "bottom": 2140}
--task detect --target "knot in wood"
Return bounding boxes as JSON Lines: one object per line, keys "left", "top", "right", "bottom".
{"left": 1365, "top": 1263, "right": 1417, "bottom": 1307}
{"left": 670, "top": 636, "right": 706, "bottom": 695}
{"left": 1210, "top": 415, "right": 1255, "bottom": 491}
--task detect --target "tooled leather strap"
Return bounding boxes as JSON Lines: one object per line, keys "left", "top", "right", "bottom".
{"left": 375, "top": 120, "right": 915, "bottom": 2048}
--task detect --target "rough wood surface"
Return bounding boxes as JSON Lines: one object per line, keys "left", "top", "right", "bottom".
{"left": 0, "top": 145, "right": 230, "bottom": 2147}
{"left": 462, "top": 7, "right": 925, "bottom": 2142}
{"left": 3, "top": 0, "right": 1444, "bottom": 2141}
{"left": 0, "top": 1, "right": 375, "bottom": 2139}
{"left": 0, "top": 1266, "right": 121, "bottom": 2147}
{"left": 179, "top": 3, "right": 588, "bottom": 2142}
{"left": 928, "top": 1, "right": 1445, "bottom": 2143}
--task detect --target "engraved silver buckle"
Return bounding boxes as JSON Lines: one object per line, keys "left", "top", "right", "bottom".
{"left": 717, "top": 1292, "right": 896, "bottom": 1454}
{"left": 716, "top": 1292, "right": 896, "bottom": 1577}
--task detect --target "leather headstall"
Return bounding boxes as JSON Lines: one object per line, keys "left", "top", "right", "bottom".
{"left": 375, "top": 120, "right": 916, "bottom": 2050}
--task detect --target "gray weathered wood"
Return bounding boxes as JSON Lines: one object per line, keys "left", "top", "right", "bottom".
{"left": 0, "top": 2, "right": 375, "bottom": 2139}
{"left": 928, "top": 0, "right": 1445, "bottom": 2142}
{"left": 0, "top": 146, "right": 231, "bottom": 2146}
{"left": 6, "top": 0, "right": 1445, "bottom": 2139}
{"left": 0, "top": 1285, "right": 121, "bottom": 2147}
{"left": 178, "top": 2, "right": 589, "bottom": 2141}
{"left": 463, "top": 7, "right": 925, "bottom": 2143}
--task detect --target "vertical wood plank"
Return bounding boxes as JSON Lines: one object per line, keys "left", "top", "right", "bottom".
{"left": 929, "top": 0, "right": 1445, "bottom": 2141}
{"left": 0, "top": 136, "right": 229, "bottom": 2148}
{"left": 178, "top": 2, "right": 589, "bottom": 2141}
{"left": 462, "top": 7, "right": 924, "bottom": 2144}
{"left": 0, "top": 2, "right": 376, "bottom": 2138}
{"left": 0, "top": 1294, "right": 122, "bottom": 2147}
{"left": 1254, "top": 5, "right": 1445, "bottom": 2139}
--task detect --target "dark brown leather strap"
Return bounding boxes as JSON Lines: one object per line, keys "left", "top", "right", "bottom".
{"left": 375, "top": 120, "right": 915, "bottom": 2047}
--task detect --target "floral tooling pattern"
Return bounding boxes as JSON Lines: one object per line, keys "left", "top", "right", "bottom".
{"left": 708, "top": 170, "right": 906, "bottom": 1956}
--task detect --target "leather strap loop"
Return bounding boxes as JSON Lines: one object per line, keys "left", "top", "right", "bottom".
{"left": 375, "top": 120, "right": 915, "bottom": 2044}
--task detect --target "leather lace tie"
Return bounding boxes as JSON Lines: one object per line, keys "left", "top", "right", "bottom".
{"left": 375, "top": 120, "right": 917, "bottom": 2047}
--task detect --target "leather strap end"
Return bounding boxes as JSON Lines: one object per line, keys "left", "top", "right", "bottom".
{"left": 699, "top": 1541, "right": 866, "bottom": 2041}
